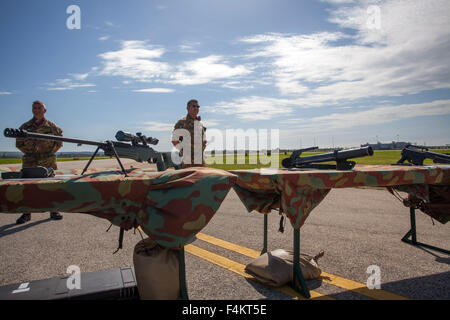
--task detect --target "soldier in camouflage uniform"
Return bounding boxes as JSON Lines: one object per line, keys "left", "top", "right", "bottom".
{"left": 171, "top": 99, "right": 207, "bottom": 168}
{"left": 15, "top": 100, "right": 64, "bottom": 224}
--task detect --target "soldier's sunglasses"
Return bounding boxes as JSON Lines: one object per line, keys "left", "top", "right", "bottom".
{"left": 190, "top": 105, "right": 200, "bottom": 108}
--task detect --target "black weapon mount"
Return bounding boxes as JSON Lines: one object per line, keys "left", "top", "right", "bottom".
{"left": 282, "top": 146, "right": 374, "bottom": 170}
{"left": 395, "top": 144, "right": 450, "bottom": 166}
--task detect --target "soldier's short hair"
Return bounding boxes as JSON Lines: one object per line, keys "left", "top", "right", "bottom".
{"left": 187, "top": 99, "right": 198, "bottom": 107}
{"left": 32, "top": 100, "right": 46, "bottom": 109}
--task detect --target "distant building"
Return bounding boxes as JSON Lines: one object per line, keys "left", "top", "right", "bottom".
{"left": 361, "top": 141, "right": 410, "bottom": 150}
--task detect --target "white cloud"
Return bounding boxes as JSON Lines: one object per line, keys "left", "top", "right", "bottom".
{"left": 47, "top": 87, "right": 70, "bottom": 91}
{"left": 53, "top": 78, "right": 71, "bottom": 84}
{"left": 98, "top": 41, "right": 171, "bottom": 81}
{"left": 179, "top": 42, "right": 201, "bottom": 53}
{"left": 69, "top": 73, "right": 89, "bottom": 81}
{"left": 201, "top": 119, "right": 220, "bottom": 127}
{"left": 0, "top": 91, "right": 12, "bottom": 95}
{"left": 169, "top": 55, "right": 251, "bottom": 85}
{"left": 237, "top": 0, "right": 450, "bottom": 107}
{"left": 142, "top": 121, "right": 175, "bottom": 132}
{"left": 46, "top": 77, "right": 96, "bottom": 91}
{"left": 221, "top": 81, "right": 254, "bottom": 90}
{"left": 320, "top": 0, "right": 356, "bottom": 4}
{"left": 206, "top": 96, "right": 295, "bottom": 120}
{"left": 281, "top": 100, "right": 450, "bottom": 133}
{"left": 133, "top": 88, "right": 174, "bottom": 93}
{"left": 69, "top": 84, "right": 96, "bottom": 88}
{"left": 98, "top": 35, "right": 110, "bottom": 41}
{"left": 98, "top": 42, "right": 252, "bottom": 86}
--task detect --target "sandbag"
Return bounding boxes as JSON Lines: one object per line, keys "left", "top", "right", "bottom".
{"left": 133, "top": 237, "right": 181, "bottom": 300}
{"left": 244, "top": 249, "right": 324, "bottom": 287}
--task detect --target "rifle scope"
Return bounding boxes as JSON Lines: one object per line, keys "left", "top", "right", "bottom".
{"left": 115, "top": 131, "right": 159, "bottom": 145}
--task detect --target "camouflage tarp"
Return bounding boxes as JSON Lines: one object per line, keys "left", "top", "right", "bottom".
{"left": 388, "top": 184, "right": 450, "bottom": 224}
{"left": 230, "top": 165, "right": 450, "bottom": 229}
{"left": 0, "top": 167, "right": 236, "bottom": 248}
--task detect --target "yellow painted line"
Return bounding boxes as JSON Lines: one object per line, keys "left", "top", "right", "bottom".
{"left": 319, "top": 272, "right": 409, "bottom": 300}
{"left": 196, "top": 233, "right": 261, "bottom": 258}
{"left": 195, "top": 232, "right": 409, "bottom": 300}
{"left": 185, "top": 244, "right": 334, "bottom": 300}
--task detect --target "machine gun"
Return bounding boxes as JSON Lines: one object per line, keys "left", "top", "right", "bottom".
{"left": 4, "top": 128, "right": 181, "bottom": 176}
{"left": 282, "top": 146, "right": 374, "bottom": 170}
{"left": 395, "top": 144, "right": 450, "bottom": 166}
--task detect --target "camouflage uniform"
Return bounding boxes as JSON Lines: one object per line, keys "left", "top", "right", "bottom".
{"left": 16, "top": 118, "right": 63, "bottom": 169}
{"left": 173, "top": 114, "right": 206, "bottom": 168}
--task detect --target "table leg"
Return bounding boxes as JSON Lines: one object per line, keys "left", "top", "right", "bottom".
{"left": 410, "top": 207, "right": 417, "bottom": 243}
{"left": 179, "top": 247, "right": 189, "bottom": 300}
{"left": 261, "top": 214, "right": 268, "bottom": 255}
{"left": 401, "top": 208, "right": 450, "bottom": 255}
{"left": 293, "top": 229, "right": 311, "bottom": 298}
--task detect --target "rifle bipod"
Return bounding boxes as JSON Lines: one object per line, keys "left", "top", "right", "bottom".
{"left": 81, "top": 141, "right": 128, "bottom": 176}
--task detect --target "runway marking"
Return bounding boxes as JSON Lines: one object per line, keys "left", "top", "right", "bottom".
{"left": 195, "top": 232, "right": 409, "bottom": 300}
{"left": 184, "top": 244, "right": 334, "bottom": 300}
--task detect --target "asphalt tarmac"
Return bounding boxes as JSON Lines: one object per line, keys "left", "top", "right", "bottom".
{"left": 0, "top": 159, "right": 449, "bottom": 300}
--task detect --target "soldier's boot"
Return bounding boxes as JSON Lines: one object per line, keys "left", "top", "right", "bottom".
{"left": 50, "top": 212, "right": 63, "bottom": 220}
{"left": 16, "top": 213, "right": 31, "bottom": 224}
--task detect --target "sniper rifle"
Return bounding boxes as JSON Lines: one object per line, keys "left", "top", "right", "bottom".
{"left": 4, "top": 128, "right": 181, "bottom": 176}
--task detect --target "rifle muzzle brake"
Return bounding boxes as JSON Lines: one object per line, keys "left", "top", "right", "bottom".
{"left": 4, "top": 128, "right": 26, "bottom": 138}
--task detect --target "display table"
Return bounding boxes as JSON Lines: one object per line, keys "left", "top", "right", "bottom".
{"left": 0, "top": 166, "right": 237, "bottom": 299}
{"left": 230, "top": 165, "right": 450, "bottom": 298}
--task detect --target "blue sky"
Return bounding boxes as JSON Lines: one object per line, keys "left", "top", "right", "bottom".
{"left": 0, "top": 0, "right": 449, "bottom": 152}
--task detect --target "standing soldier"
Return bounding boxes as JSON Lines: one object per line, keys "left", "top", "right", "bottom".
{"left": 171, "top": 99, "right": 207, "bottom": 168}
{"left": 15, "top": 100, "right": 64, "bottom": 224}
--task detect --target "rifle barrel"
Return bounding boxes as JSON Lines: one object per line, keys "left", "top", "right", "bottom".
{"left": 296, "top": 146, "right": 373, "bottom": 165}
{"left": 4, "top": 128, "right": 106, "bottom": 148}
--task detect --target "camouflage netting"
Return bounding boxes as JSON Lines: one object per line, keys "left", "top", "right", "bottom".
{"left": 230, "top": 165, "right": 450, "bottom": 229}
{"left": 0, "top": 166, "right": 237, "bottom": 248}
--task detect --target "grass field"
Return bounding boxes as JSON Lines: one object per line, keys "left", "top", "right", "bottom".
{"left": 205, "top": 149, "right": 450, "bottom": 170}
{"left": 1, "top": 150, "right": 448, "bottom": 169}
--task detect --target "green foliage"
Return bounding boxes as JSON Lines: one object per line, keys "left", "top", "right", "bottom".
{"left": 0, "top": 158, "right": 22, "bottom": 164}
